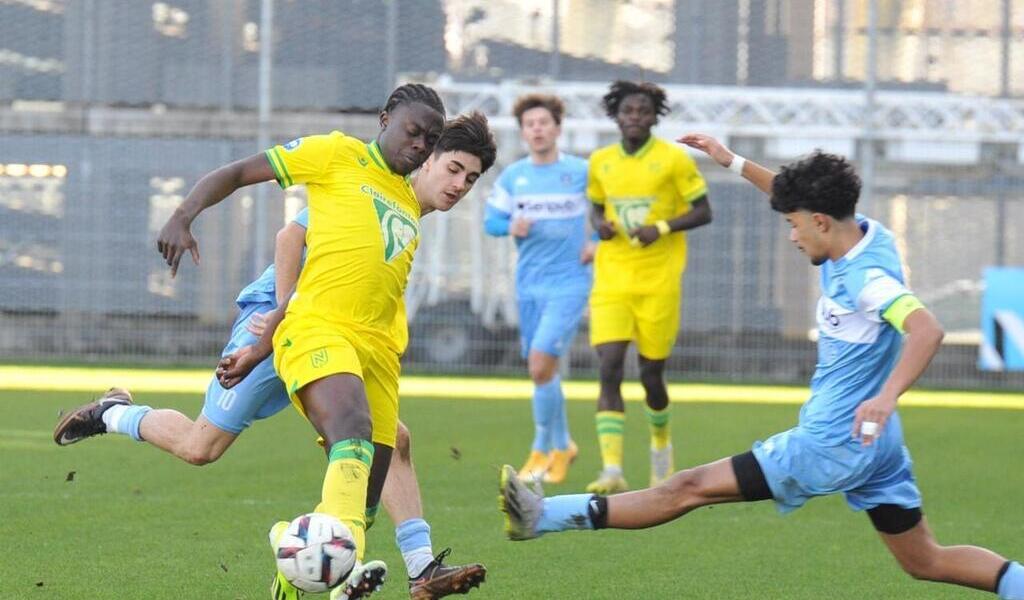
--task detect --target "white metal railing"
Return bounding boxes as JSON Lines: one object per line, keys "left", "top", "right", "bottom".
{"left": 435, "top": 78, "right": 1024, "bottom": 148}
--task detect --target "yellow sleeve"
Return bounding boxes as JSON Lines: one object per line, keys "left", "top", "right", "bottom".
{"left": 264, "top": 131, "right": 341, "bottom": 189}
{"left": 881, "top": 294, "right": 926, "bottom": 334}
{"left": 673, "top": 149, "right": 708, "bottom": 205}
{"left": 587, "top": 155, "right": 606, "bottom": 206}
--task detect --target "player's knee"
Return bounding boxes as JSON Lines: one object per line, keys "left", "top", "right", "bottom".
{"left": 638, "top": 359, "right": 664, "bottom": 386}
{"left": 394, "top": 422, "right": 412, "bottom": 462}
{"left": 598, "top": 359, "right": 624, "bottom": 384}
{"left": 182, "top": 444, "right": 222, "bottom": 466}
{"left": 528, "top": 362, "right": 555, "bottom": 384}
{"left": 658, "top": 467, "right": 707, "bottom": 511}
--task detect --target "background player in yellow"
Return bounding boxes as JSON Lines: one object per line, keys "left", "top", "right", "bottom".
{"left": 156, "top": 84, "right": 491, "bottom": 600}
{"left": 586, "top": 81, "right": 712, "bottom": 495}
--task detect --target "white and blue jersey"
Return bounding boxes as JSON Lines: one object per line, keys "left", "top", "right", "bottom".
{"left": 201, "top": 208, "right": 308, "bottom": 435}
{"left": 485, "top": 154, "right": 591, "bottom": 297}
{"left": 752, "top": 216, "right": 923, "bottom": 513}
{"left": 485, "top": 154, "right": 591, "bottom": 357}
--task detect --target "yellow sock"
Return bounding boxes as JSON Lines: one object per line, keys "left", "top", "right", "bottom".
{"left": 646, "top": 406, "right": 671, "bottom": 450}
{"left": 595, "top": 411, "right": 624, "bottom": 471}
{"left": 315, "top": 438, "right": 374, "bottom": 561}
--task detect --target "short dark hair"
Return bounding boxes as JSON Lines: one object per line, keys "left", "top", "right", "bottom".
{"left": 513, "top": 93, "right": 565, "bottom": 126}
{"left": 770, "top": 151, "right": 861, "bottom": 219}
{"left": 383, "top": 83, "right": 446, "bottom": 117}
{"left": 433, "top": 111, "right": 497, "bottom": 174}
{"left": 601, "top": 80, "right": 670, "bottom": 119}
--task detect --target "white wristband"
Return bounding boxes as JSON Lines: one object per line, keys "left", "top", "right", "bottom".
{"left": 729, "top": 154, "right": 746, "bottom": 175}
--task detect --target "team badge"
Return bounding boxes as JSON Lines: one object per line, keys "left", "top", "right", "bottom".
{"left": 612, "top": 198, "right": 653, "bottom": 231}
{"left": 283, "top": 138, "right": 302, "bottom": 151}
{"left": 364, "top": 185, "right": 418, "bottom": 262}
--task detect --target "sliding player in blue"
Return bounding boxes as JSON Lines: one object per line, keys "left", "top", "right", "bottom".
{"left": 484, "top": 93, "right": 591, "bottom": 484}
{"left": 498, "top": 133, "right": 1024, "bottom": 599}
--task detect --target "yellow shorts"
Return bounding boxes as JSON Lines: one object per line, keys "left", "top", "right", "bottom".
{"left": 273, "top": 320, "right": 400, "bottom": 448}
{"left": 589, "top": 291, "right": 680, "bottom": 360}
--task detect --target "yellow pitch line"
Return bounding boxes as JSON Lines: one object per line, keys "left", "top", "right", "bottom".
{"left": 1, "top": 365, "right": 1022, "bottom": 410}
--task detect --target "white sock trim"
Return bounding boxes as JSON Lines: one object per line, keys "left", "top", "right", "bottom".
{"left": 101, "top": 404, "right": 131, "bottom": 435}
{"left": 404, "top": 547, "right": 434, "bottom": 579}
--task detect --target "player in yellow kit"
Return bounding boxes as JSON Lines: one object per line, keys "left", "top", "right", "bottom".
{"left": 157, "top": 84, "right": 494, "bottom": 599}
{"left": 586, "top": 81, "right": 712, "bottom": 494}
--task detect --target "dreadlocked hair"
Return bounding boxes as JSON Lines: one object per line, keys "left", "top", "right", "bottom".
{"left": 383, "top": 83, "right": 446, "bottom": 117}
{"left": 601, "top": 80, "right": 670, "bottom": 118}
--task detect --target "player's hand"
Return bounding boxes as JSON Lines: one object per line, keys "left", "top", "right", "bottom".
{"left": 216, "top": 345, "right": 263, "bottom": 389}
{"left": 579, "top": 242, "right": 596, "bottom": 264}
{"left": 156, "top": 211, "right": 200, "bottom": 277}
{"left": 629, "top": 225, "right": 660, "bottom": 247}
{"left": 595, "top": 219, "right": 617, "bottom": 240}
{"left": 510, "top": 218, "right": 531, "bottom": 238}
{"left": 677, "top": 133, "right": 735, "bottom": 169}
{"left": 246, "top": 312, "right": 268, "bottom": 337}
{"left": 851, "top": 393, "right": 898, "bottom": 446}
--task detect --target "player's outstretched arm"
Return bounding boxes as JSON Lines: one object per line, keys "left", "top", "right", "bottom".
{"left": 677, "top": 133, "right": 776, "bottom": 196}
{"left": 852, "top": 306, "right": 944, "bottom": 446}
{"left": 157, "top": 153, "right": 276, "bottom": 276}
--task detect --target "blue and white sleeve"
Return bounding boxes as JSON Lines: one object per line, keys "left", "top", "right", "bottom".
{"left": 856, "top": 267, "right": 911, "bottom": 322}
{"left": 292, "top": 207, "right": 310, "bottom": 229}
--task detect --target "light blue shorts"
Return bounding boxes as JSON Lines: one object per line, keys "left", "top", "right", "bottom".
{"left": 518, "top": 293, "right": 588, "bottom": 359}
{"left": 751, "top": 415, "right": 922, "bottom": 514}
{"left": 201, "top": 302, "right": 291, "bottom": 435}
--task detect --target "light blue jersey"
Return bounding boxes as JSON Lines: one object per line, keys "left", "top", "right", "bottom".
{"left": 203, "top": 208, "right": 308, "bottom": 434}
{"left": 234, "top": 208, "right": 309, "bottom": 308}
{"left": 802, "top": 216, "right": 911, "bottom": 445}
{"left": 484, "top": 154, "right": 591, "bottom": 297}
{"left": 753, "top": 216, "right": 922, "bottom": 513}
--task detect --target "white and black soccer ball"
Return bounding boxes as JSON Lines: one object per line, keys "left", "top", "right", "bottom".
{"left": 274, "top": 513, "right": 357, "bottom": 593}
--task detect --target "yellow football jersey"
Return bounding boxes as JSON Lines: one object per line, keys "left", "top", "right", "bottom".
{"left": 265, "top": 132, "right": 420, "bottom": 354}
{"left": 587, "top": 136, "right": 707, "bottom": 296}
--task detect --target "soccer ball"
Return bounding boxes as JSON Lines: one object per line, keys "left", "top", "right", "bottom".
{"left": 274, "top": 513, "right": 357, "bottom": 592}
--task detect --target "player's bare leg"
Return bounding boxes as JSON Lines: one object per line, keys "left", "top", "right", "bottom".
{"left": 298, "top": 374, "right": 385, "bottom": 599}
{"left": 501, "top": 458, "right": 744, "bottom": 540}
{"left": 138, "top": 412, "right": 238, "bottom": 466}
{"left": 54, "top": 388, "right": 239, "bottom": 465}
{"left": 588, "top": 341, "right": 630, "bottom": 493}
{"left": 638, "top": 355, "right": 673, "bottom": 486}
{"left": 383, "top": 422, "right": 485, "bottom": 599}
{"left": 879, "top": 517, "right": 1012, "bottom": 592}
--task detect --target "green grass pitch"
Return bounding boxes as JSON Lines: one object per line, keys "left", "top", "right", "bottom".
{"left": 1, "top": 389, "right": 1021, "bottom": 599}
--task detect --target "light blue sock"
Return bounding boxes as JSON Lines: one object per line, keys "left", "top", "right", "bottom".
{"left": 395, "top": 518, "right": 434, "bottom": 578}
{"left": 548, "top": 376, "right": 571, "bottom": 451}
{"left": 102, "top": 404, "right": 152, "bottom": 442}
{"left": 536, "top": 493, "right": 594, "bottom": 534}
{"left": 999, "top": 561, "right": 1024, "bottom": 599}
{"left": 531, "top": 378, "right": 560, "bottom": 452}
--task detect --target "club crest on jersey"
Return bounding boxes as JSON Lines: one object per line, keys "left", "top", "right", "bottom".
{"left": 283, "top": 138, "right": 302, "bottom": 151}
{"left": 363, "top": 185, "right": 418, "bottom": 262}
{"left": 612, "top": 198, "right": 653, "bottom": 231}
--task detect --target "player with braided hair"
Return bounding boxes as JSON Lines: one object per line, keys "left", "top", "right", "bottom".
{"left": 584, "top": 80, "right": 712, "bottom": 494}
{"left": 152, "top": 83, "right": 461, "bottom": 599}
{"left": 383, "top": 82, "right": 446, "bottom": 116}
